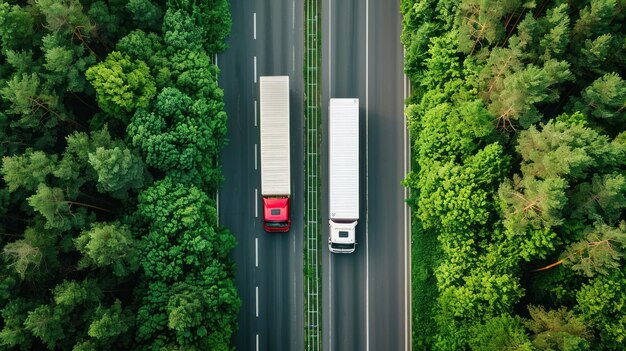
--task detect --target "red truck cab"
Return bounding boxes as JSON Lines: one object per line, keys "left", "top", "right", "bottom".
{"left": 263, "top": 197, "right": 291, "bottom": 232}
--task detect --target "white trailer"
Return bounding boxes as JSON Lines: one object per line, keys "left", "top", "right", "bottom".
{"left": 328, "top": 98, "right": 359, "bottom": 253}
{"left": 260, "top": 76, "right": 291, "bottom": 232}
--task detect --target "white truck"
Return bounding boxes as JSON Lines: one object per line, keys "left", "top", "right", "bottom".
{"left": 260, "top": 76, "right": 291, "bottom": 232}
{"left": 328, "top": 98, "right": 359, "bottom": 253}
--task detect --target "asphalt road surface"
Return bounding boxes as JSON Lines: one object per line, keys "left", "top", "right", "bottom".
{"left": 322, "top": 0, "right": 409, "bottom": 350}
{"left": 218, "top": 0, "right": 305, "bottom": 350}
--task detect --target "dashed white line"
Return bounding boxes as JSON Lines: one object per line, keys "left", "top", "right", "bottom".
{"left": 328, "top": 0, "right": 332, "bottom": 96}
{"left": 253, "top": 13, "right": 257, "bottom": 40}
{"left": 256, "top": 286, "right": 259, "bottom": 317}
{"left": 328, "top": 253, "right": 332, "bottom": 350}
{"left": 293, "top": 0, "right": 295, "bottom": 29}
{"left": 255, "top": 188, "right": 258, "bottom": 218}
{"left": 255, "top": 237, "right": 259, "bottom": 267}
{"left": 255, "top": 100, "right": 258, "bottom": 127}
{"left": 255, "top": 143, "right": 258, "bottom": 170}
{"left": 254, "top": 56, "right": 257, "bottom": 83}
{"left": 256, "top": 334, "right": 259, "bottom": 351}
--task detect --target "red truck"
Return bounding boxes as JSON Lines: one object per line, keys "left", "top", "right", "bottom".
{"left": 259, "top": 76, "right": 291, "bottom": 232}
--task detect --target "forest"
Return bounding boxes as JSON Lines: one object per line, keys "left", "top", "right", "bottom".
{"left": 0, "top": 0, "right": 239, "bottom": 350}
{"left": 402, "top": 0, "right": 626, "bottom": 349}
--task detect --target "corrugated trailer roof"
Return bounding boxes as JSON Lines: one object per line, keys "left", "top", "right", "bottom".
{"left": 260, "top": 76, "right": 291, "bottom": 196}
{"left": 329, "top": 98, "right": 359, "bottom": 220}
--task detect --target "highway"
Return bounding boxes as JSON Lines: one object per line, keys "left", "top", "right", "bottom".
{"left": 322, "top": 0, "right": 409, "bottom": 350}
{"left": 218, "top": 0, "right": 305, "bottom": 350}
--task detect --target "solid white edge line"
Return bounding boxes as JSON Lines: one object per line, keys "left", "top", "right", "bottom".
{"left": 254, "top": 56, "right": 257, "bottom": 83}
{"left": 253, "top": 12, "right": 257, "bottom": 40}
{"left": 255, "top": 143, "right": 258, "bottom": 170}
{"left": 256, "top": 286, "right": 259, "bottom": 317}
{"left": 255, "top": 100, "right": 258, "bottom": 127}
{"left": 365, "top": 0, "right": 370, "bottom": 349}
{"left": 404, "top": 66, "right": 409, "bottom": 351}
{"left": 255, "top": 188, "right": 259, "bottom": 218}
{"left": 256, "top": 237, "right": 259, "bottom": 267}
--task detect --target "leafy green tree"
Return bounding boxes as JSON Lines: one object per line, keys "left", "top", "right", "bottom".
{"left": 576, "top": 73, "right": 626, "bottom": 122}
{"left": 470, "top": 314, "right": 533, "bottom": 351}
{"left": 86, "top": 51, "right": 156, "bottom": 119}
{"left": 88, "top": 146, "right": 146, "bottom": 198}
{"left": 23, "top": 304, "right": 65, "bottom": 349}
{"left": 162, "top": 9, "right": 203, "bottom": 52}
{"left": 0, "top": 73, "right": 65, "bottom": 129}
{"left": 487, "top": 60, "right": 572, "bottom": 129}
{"left": 27, "top": 183, "right": 106, "bottom": 231}
{"left": 35, "top": 0, "right": 95, "bottom": 44}
{"left": 0, "top": 3, "right": 34, "bottom": 52}
{"left": 515, "top": 120, "right": 625, "bottom": 180}
{"left": 499, "top": 176, "right": 568, "bottom": 233}
{"left": 127, "top": 87, "right": 225, "bottom": 189}
{"left": 0, "top": 298, "right": 36, "bottom": 349}
{"left": 525, "top": 305, "right": 591, "bottom": 350}
{"left": 571, "top": 173, "right": 626, "bottom": 223}
{"left": 126, "top": 0, "right": 162, "bottom": 31}
{"left": 2, "top": 150, "right": 58, "bottom": 192}
{"left": 87, "top": 300, "right": 133, "bottom": 340}
{"left": 41, "top": 33, "right": 96, "bottom": 93}
{"left": 135, "top": 177, "right": 239, "bottom": 349}
{"left": 166, "top": 0, "right": 231, "bottom": 54}
{"left": 576, "top": 269, "right": 626, "bottom": 348}
{"left": 86, "top": 1, "right": 125, "bottom": 46}
{"left": 534, "top": 223, "right": 626, "bottom": 277}
{"left": 74, "top": 222, "right": 140, "bottom": 277}
{"left": 457, "top": 0, "right": 527, "bottom": 55}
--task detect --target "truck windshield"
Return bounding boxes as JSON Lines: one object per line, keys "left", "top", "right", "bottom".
{"left": 331, "top": 243, "right": 355, "bottom": 250}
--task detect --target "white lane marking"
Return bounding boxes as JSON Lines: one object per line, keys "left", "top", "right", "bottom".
{"left": 255, "top": 188, "right": 259, "bottom": 218}
{"left": 256, "top": 334, "right": 259, "bottom": 351}
{"left": 328, "top": 0, "right": 332, "bottom": 96}
{"left": 328, "top": 252, "right": 332, "bottom": 350}
{"left": 365, "top": 0, "right": 370, "bottom": 349}
{"left": 293, "top": 0, "right": 295, "bottom": 29}
{"left": 403, "top": 47, "right": 412, "bottom": 351}
{"left": 256, "top": 237, "right": 259, "bottom": 267}
{"left": 255, "top": 143, "right": 258, "bottom": 170}
{"left": 255, "top": 100, "right": 258, "bottom": 127}
{"left": 254, "top": 13, "right": 257, "bottom": 40}
{"left": 254, "top": 56, "right": 257, "bottom": 83}
{"left": 256, "top": 286, "right": 259, "bottom": 317}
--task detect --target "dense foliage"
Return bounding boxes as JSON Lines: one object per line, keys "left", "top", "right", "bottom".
{"left": 402, "top": 0, "right": 626, "bottom": 349}
{"left": 0, "top": 0, "right": 238, "bottom": 350}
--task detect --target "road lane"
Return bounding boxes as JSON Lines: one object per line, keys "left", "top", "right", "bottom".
{"left": 322, "top": 0, "right": 368, "bottom": 350}
{"left": 219, "top": 0, "right": 304, "bottom": 349}
{"left": 323, "top": 0, "right": 408, "bottom": 350}
{"left": 367, "top": 2, "right": 408, "bottom": 349}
